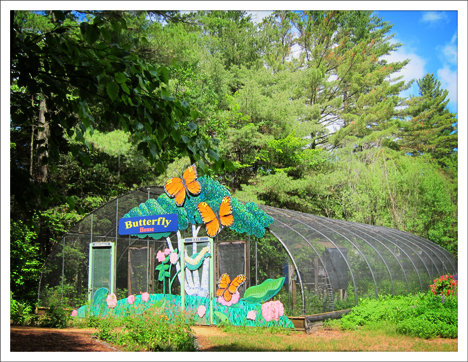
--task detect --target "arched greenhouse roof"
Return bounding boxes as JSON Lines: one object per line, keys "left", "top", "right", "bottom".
{"left": 39, "top": 185, "right": 457, "bottom": 316}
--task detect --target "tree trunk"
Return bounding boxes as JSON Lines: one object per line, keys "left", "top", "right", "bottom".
{"left": 37, "top": 98, "right": 49, "bottom": 182}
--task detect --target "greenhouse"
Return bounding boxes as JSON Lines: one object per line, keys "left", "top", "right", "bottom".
{"left": 37, "top": 181, "right": 457, "bottom": 322}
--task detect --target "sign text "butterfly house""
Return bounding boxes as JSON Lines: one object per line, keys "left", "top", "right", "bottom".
{"left": 118, "top": 214, "right": 178, "bottom": 235}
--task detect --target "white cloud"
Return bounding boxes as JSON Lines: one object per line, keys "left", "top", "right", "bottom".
{"left": 438, "top": 66, "right": 458, "bottom": 111}
{"left": 381, "top": 45, "right": 426, "bottom": 86}
{"left": 440, "top": 33, "right": 458, "bottom": 66}
{"left": 379, "top": 39, "right": 428, "bottom": 103}
{"left": 420, "top": 11, "right": 449, "bottom": 24}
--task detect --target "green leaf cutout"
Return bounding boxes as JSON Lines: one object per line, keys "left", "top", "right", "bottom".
{"left": 241, "top": 277, "right": 285, "bottom": 304}
{"left": 214, "top": 311, "right": 228, "bottom": 322}
{"left": 152, "top": 299, "right": 166, "bottom": 310}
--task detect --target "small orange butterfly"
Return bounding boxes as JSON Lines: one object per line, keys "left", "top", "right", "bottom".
{"left": 197, "top": 196, "right": 234, "bottom": 238}
{"left": 217, "top": 273, "right": 246, "bottom": 302}
{"left": 164, "top": 165, "right": 201, "bottom": 206}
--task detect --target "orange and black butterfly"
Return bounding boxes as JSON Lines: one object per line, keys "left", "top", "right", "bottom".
{"left": 164, "top": 165, "right": 201, "bottom": 206}
{"left": 197, "top": 196, "right": 234, "bottom": 238}
{"left": 216, "top": 273, "right": 246, "bottom": 302}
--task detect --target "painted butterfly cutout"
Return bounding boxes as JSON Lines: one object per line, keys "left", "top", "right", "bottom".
{"left": 216, "top": 273, "right": 246, "bottom": 302}
{"left": 197, "top": 196, "right": 234, "bottom": 238}
{"left": 164, "top": 165, "right": 201, "bottom": 206}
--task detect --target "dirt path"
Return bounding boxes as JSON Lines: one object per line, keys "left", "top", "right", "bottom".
{"left": 10, "top": 326, "right": 119, "bottom": 352}
{"left": 9, "top": 325, "right": 230, "bottom": 352}
{"left": 9, "top": 325, "right": 458, "bottom": 352}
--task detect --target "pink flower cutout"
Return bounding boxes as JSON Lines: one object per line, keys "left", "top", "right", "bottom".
{"left": 246, "top": 310, "right": 256, "bottom": 321}
{"left": 217, "top": 291, "right": 240, "bottom": 306}
{"left": 141, "top": 292, "right": 150, "bottom": 302}
{"left": 127, "top": 294, "right": 135, "bottom": 305}
{"left": 106, "top": 293, "right": 117, "bottom": 309}
{"left": 261, "top": 300, "right": 284, "bottom": 322}
{"left": 156, "top": 250, "right": 166, "bottom": 262}
{"left": 71, "top": 309, "right": 78, "bottom": 317}
{"left": 164, "top": 248, "right": 171, "bottom": 256}
{"left": 197, "top": 305, "right": 207, "bottom": 318}
{"left": 170, "top": 252, "right": 179, "bottom": 264}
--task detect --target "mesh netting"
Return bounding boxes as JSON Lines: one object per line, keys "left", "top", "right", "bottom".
{"left": 258, "top": 205, "right": 457, "bottom": 315}
{"left": 38, "top": 186, "right": 457, "bottom": 318}
{"left": 217, "top": 241, "right": 247, "bottom": 296}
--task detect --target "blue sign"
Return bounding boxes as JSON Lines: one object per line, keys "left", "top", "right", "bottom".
{"left": 118, "top": 214, "right": 178, "bottom": 235}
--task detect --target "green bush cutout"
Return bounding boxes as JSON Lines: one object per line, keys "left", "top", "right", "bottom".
{"left": 241, "top": 277, "right": 285, "bottom": 304}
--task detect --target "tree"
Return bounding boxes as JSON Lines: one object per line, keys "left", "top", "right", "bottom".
{"left": 280, "top": 11, "right": 409, "bottom": 150}
{"left": 398, "top": 73, "right": 458, "bottom": 166}
{"left": 260, "top": 11, "right": 297, "bottom": 72}
{"left": 195, "top": 11, "right": 267, "bottom": 71}
{"left": 10, "top": 10, "right": 224, "bottom": 225}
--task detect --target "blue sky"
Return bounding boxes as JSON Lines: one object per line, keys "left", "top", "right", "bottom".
{"left": 374, "top": 11, "right": 458, "bottom": 115}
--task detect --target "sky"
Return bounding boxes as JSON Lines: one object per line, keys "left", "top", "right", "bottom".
{"left": 1, "top": 3, "right": 467, "bottom": 362}
{"left": 374, "top": 10, "right": 458, "bottom": 115}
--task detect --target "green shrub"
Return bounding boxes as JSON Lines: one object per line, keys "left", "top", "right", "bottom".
{"left": 338, "top": 291, "right": 457, "bottom": 339}
{"left": 94, "top": 303, "right": 197, "bottom": 351}
{"left": 10, "top": 292, "right": 36, "bottom": 326}
{"left": 40, "top": 302, "right": 70, "bottom": 328}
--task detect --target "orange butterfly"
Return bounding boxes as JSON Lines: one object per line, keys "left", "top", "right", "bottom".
{"left": 197, "top": 196, "right": 234, "bottom": 238}
{"left": 164, "top": 165, "right": 201, "bottom": 206}
{"left": 217, "top": 273, "right": 246, "bottom": 302}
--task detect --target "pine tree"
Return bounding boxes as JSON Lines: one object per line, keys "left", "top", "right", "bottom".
{"left": 399, "top": 73, "right": 458, "bottom": 166}
{"left": 272, "top": 11, "right": 410, "bottom": 150}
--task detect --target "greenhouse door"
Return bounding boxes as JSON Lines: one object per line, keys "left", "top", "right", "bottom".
{"left": 88, "top": 242, "right": 115, "bottom": 301}
{"left": 128, "top": 246, "right": 154, "bottom": 296}
{"left": 216, "top": 241, "right": 249, "bottom": 295}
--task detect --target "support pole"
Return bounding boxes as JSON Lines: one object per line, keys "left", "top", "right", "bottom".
{"left": 61, "top": 237, "right": 65, "bottom": 305}
{"left": 255, "top": 240, "right": 258, "bottom": 286}
{"left": 115, "top": 198, "right": 118, "bottom": 295}
{"left": 180, "top": 239, "right": 185, "bottom": 311}
{"left": 88, "top": 214, "right": 94, "bottom": 302}
{"left": 210, "top": 239, "right": 214, "bottom": 325}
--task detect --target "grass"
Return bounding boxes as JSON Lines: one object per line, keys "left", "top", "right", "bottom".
{"left": 197, "top": 322, "right": 458, "bottom": 352}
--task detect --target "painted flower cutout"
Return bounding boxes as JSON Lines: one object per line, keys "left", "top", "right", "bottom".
{"left": 71, "top": 309, "right": 78, "bottom": 317}
{"left": 141, "top": 292, "right": 150, "bottom": 302}
{"left": 127, "top": 294, "right": 135, "bottom": 305}
{"left": 246, "top": 310, "right": 256, "bottom": 321}
{"left": 217, "top": 291, "right": 240, "bottom": 306}
{"left": 169, "top": 252, "right": 179, "bottom": 264}
{"left": 106, "top": 293, "right": 117, "bottom": 309}
{"left": 197, "top": 305, "right": 206, "bottom": 318}
{"left": 156, "top": 250, "right": 166, "bottom": 262}
{"left": 163, "top": 248, "right": 171, "bottom": 256}
{"left": 261, "top": 300, "right": 284, "bottom": 322}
